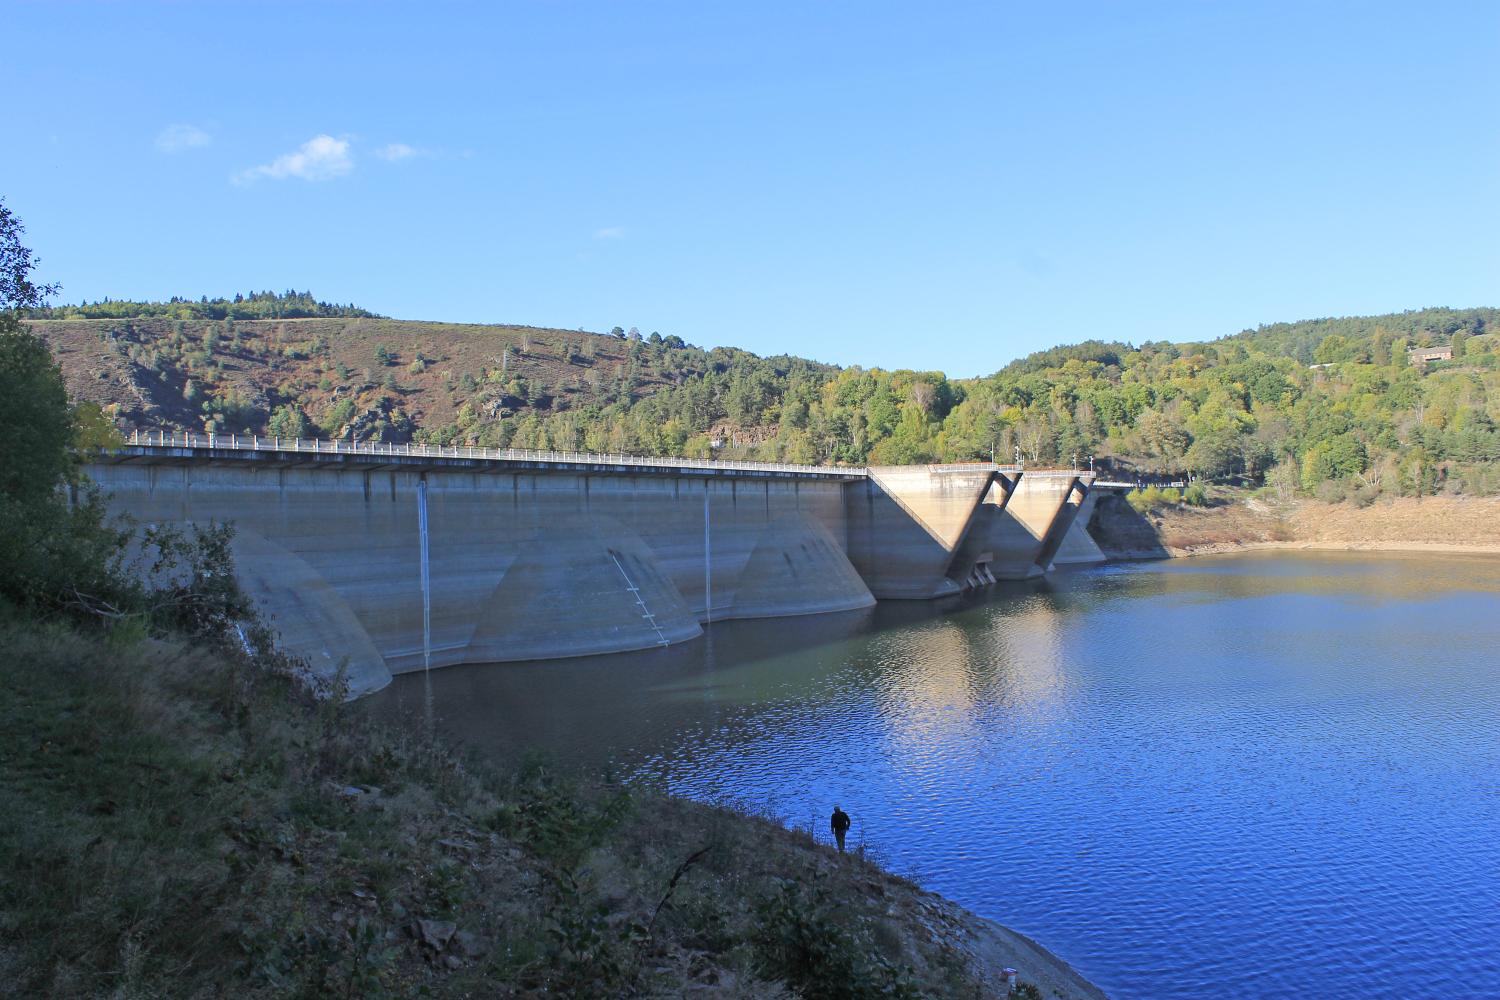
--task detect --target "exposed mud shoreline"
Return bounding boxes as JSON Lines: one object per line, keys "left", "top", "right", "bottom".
{"left": 1162, "top": 538, "right": 1500, "bottom": 558}
{"left": 1089, "top": 492, "right": 1500, "bottom": 562}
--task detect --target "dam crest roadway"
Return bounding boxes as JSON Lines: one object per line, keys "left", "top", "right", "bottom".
{"left": 88, "top": 430, "right": 1104, "bottom": 695}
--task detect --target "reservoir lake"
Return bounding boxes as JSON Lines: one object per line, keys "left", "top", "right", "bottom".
{"left": 372, "top": 552, "right": 1500, "bottom": 999}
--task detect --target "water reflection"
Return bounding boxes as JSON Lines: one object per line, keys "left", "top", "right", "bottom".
{"left": 369, "top": 552, "right": 1500, "bottom": 1000}
{"left": 375, "top": 605, "right": 882, "bottom": 766}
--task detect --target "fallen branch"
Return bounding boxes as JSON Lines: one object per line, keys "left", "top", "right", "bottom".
{"left": 648, "top": 844, "right": 713, "bottom": 935}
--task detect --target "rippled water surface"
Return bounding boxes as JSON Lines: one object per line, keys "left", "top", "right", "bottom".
{"left": 373, "top": 552, "right": 1500, "bottom": 999}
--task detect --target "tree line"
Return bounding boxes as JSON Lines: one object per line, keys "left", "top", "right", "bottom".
{"left": 28, "top": 289, "right": 377, "bottom": 322}
{"left": 401, "top": 311, "right": 1497, "bottom": 501}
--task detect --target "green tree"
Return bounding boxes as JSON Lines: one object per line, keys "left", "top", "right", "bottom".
{"left": 1313, "top": 335, "right": 1353, "bottom": 365}
{"left": 0, "top": 201, "right": 127, "bottom": 608}
{"left": 267, "top": 404, "right": 310, "bottom": 439}
{"left": 1, "top": 199, "right": 72, "bottom": 526}
{"left": 1301, "top": 433, "right": 1367, "bottom": 490}
{"left": 320, "top": 398, "right": 357, "bottom": 436}
{"left": 1136, "top": 409, "right": 1189, "bottom": 472}
{"left": 1183, "top": 427, "right": 1239, "bottom": 479}
{"left": 1, "top": 199, "right": 58, "bottom": 311}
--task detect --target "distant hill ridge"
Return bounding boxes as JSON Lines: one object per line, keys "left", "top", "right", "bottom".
{"left": 30, "top": 303, "right": 1500, "bottom": 498}
{"left": 27, "top": 289, "right": 377, "bottom": 322}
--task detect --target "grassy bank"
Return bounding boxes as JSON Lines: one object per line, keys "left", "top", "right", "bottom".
{"left": 1089, "top": 487, "right": 1500, "bottom": 559}
{"left": 0, "top": 614, "right": 1104, "bottom": 999}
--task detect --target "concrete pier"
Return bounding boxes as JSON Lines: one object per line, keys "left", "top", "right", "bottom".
{"left": 1049, "top": 488, "right": 1108, "bottom": 568}
{"left": 846, "top": 465, "right": 997, "bottom": 599}
{"left": 939, "top": 471, "right": 1095, "bottom": 584}
{"left": 86, "top": 438, "right": 1092, "bottom": 694}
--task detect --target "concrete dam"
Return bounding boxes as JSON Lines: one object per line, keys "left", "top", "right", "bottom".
{"left": 87, "top": 434, "right": 1099, "bottom": 695}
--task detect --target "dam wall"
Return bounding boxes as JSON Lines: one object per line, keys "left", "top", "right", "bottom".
{"left": 86, "top": 438, "right": 1093, "bottom": 695}
{"left": 87, "top": 451, "right": 873, "bottom": 696}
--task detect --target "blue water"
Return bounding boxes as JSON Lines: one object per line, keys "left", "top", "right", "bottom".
{"left": 374, "top": 552, "right": 1500, "bottom": 999}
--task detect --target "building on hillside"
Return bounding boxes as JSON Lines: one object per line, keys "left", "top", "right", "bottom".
{"left": 1408, "top": 344, "right": 1453, "bottom": 368}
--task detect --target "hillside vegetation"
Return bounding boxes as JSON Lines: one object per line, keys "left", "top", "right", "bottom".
{"left": 33, "top": 310, "right": 839, "bottom": 460}
{"left": 31, "top": 298, "right": 1500, "bottom": 498}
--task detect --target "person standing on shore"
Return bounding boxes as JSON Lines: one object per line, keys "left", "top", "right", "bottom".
{"left": 830, "top": 805, "right": 851, "bottom": 853}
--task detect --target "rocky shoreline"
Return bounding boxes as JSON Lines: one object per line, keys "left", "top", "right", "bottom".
{"left": 968, "top": 916, "right": 1110, "bottom": 1000}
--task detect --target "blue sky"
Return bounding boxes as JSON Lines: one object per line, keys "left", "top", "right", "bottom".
{"left": 5, "top": 1, "right": 1497, "bottom": 376}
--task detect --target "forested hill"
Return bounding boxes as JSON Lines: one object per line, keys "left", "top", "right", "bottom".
{"left": 31, "top": 302, "right": 1500, "bottom": 498}
{"left": 1221, "top": 306, "right": 1499, "bottom": 366}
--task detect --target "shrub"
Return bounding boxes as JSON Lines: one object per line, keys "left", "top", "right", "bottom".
{"left": 1314, "top": 478, "right": 1348, "bottom": 504}
{"left": 1126, "top": 485, "right": 1160, "bottom": 513}
{"left": 753, "top": 876, "right": 920, "bottom": 1000}
{"left": 1127, "top": 485, "right": 1185, "bottom": 513}
{"left": 1182, "top": 483, "right": 1209, "bottom": 506}
{"left": 204, "top": 387, "right": 259, "bottom": 431}
{"left": 490, "top": 765, "right": 632, "bottom": 873}
{"left": 320, "top": 398, "right": 357, "bottom": 436}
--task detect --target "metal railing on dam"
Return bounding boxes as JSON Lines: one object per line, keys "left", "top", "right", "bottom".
{"left": 112, "top": 429, "right": 1081, "bottom": 481}
{"left": 117, "top": 428, "right": 866, "bottom": 480}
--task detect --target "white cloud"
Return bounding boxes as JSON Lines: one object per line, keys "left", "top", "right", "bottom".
{"left": 156, "top": 124, "right": 211, "bottom": 153}
{"left": 376, "top": 142, "right": 419, "bottom": 161}
{"left": 593, "top": 226, "right": 626, "bottom": 240}
{"left": 236, "top": 134, "right": 353, "bottom": 183}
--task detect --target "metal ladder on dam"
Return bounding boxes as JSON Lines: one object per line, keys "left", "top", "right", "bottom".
{"left": 607, "top": 550, "right": 673, "bottom": 647}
